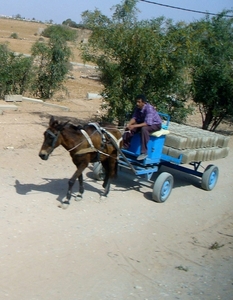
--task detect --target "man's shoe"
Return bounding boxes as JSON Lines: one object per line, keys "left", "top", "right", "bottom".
{"left": 137, "top": 153, "right": 148, "bottom": 160}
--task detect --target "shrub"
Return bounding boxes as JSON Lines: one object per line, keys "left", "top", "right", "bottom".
{"left": 41, "top": 24, "right": 77, "bottom": 41}
{"left": 10, "top": 32, "right": 18, "bottom": 39}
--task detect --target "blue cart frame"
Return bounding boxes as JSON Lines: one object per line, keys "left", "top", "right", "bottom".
{"left": 117, "top": 113, "right": 219, "bottom": 202}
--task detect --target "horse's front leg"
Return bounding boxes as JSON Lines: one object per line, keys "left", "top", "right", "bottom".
{"left": 60, "top": 170, "right": 81, "bottom": 208}
{"left": 67, "top": 171, "right": 85, "bottom": 200}
{"left": 75, "top": 173, "right": 84, "bottom": 201}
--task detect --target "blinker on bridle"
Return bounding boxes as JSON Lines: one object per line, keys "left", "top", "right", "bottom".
{"left": 45, "top": 129, "right": 61, "bottom": 152}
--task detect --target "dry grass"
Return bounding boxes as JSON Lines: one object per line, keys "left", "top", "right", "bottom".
{"left": 0, "top": 17, "right": 101, "bottom": 101}
{"left": 0, "top": 18, "right": 46, "bottom": 54}
{"left": 0, "top": 18, "right": 89, "bottom": 63}
{"left": 0, "top": 18, "right": 47, "bottom": 37}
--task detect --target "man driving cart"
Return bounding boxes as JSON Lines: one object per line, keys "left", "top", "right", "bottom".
{"left": 123, "top": 94, "right": 162, "bottom": 160}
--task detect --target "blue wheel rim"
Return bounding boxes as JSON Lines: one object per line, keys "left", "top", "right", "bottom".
{"left": 209, "top": 171, "right": 217, "bottom": 189}
{"left": 161, "top": 180, "right": 171, "bottom": 201}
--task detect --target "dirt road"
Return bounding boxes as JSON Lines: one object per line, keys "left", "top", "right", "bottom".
{"left": 0, "top": 100, "right": 232, "bottom": 300}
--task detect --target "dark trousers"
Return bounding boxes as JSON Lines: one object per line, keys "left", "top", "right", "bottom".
{"left": 123, "top": 123, "right": 161, "bottom": 154}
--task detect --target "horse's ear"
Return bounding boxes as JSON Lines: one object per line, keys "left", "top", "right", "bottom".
{"left": 63, "top": 120, "right": 70, "bottom": 127}
{"left": 49, "top": 116, "right": 60, "bottom": 129}
{"left": 57, "top": 120, "right": 70, "bottom": 131}
{"left": 77, "top": 125, "right": 83, "bottom": 130}
{"left": 49, "top": 116, "right": 55, "bottom": 126}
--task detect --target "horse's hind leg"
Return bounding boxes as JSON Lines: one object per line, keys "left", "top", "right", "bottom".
{"left": 101, "top": 160, "right": 110, "bottom": 198}
{"left": 102, "top": 178, "right": 110, "bottom": 197}
{"left": 101, "top": 158, "right": 116, "bottom": 198}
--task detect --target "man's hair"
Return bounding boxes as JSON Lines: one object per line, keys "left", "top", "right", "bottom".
{"left": 135, "top": 94, "right": 147, "bottom": 103}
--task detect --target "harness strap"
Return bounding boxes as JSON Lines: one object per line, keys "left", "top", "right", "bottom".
{"left": 68, "top": 129, "right": 97, "bottom": 153}
{"left": 75, "top": 147, "right": 97, "bottom": 155}
{"left": 101, "top": 128, "right": 123, "bottom": 148}
{"left": 88, "top": 122, "right": 106, "bottom": 144}
{"left": 80, "top": 129, "right": 96, "bottom": 149}
{"left": 88, "top": 122, "right": 122, "bottom": 147}
{"left": 88, "top": 122, "right": 103, "bottom": 136}
{"left": 70, "top": 127, "right": 121, "bottom": 159}
{"left": 78, "top": 129, "right": 111, "bottom": 157}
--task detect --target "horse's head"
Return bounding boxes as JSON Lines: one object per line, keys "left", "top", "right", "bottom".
{"left": 39, "top": 116, "right": 69, "bottom": 160}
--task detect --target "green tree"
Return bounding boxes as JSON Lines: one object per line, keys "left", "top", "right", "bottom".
{"left": 0, "top": 44, "right": 33, "bottom": 98}
{"left": 112, "top": 0, "right": 139, "bottom": 23}
{"left": 81, "top": 0, "right": 192, "bottom": 125}
{"left": 30, "top": 35, "right": 72, "bottom": 99}
{"left": 189, "top": 11, "right": 233, "bottom": 131}
{"left": 42, "top": 24, "right": 77, "bottom": 41}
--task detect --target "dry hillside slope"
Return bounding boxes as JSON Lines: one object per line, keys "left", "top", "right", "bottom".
{"left": 0, "top": 18, "right": 98, "bottom": 101}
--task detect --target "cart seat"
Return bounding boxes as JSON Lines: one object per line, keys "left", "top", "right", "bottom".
{"left": 126, "top": 128, "right": 170, "bottom": 162}
{"left": 150, "top": 129, "right": 170, "bottom": 137}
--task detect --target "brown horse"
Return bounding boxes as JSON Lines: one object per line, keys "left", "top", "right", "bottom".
{"left": 39, "top": 116, "right": 123, "bottom": 206}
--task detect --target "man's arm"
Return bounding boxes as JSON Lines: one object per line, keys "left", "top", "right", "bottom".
{"left": 126, "top": 118, "right": 136, "bottom": 129}
{"left": 128, "top": 122, "right": 147, "bottom": 130}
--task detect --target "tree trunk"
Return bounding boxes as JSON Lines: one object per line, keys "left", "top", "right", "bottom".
{"left": 209, "top": 115, "right": 224, "bottom": 131}
{"left": 202, "top": 109, "right": 213, "bottom": 130}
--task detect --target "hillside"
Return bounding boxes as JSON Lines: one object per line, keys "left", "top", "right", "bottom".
{"left": 0, "top": 17, "right": 232, "bottom": 134}
{"left": 0, "top": 17, "right": 100, "bottom": 101}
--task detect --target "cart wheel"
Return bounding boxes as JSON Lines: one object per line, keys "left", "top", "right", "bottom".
{"left": 93, "top": 162, "right": 105, "bottom": 181}
{"left": 152, "top": 172, "right": 174, "bottom": 203}
{"left": 201, "top": 164, "right": 219, "bottom": 191}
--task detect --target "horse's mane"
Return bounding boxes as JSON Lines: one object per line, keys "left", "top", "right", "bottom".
{"left": 66, "top": 122, "right": 120, "bottom": 137}
{"left": 68, "top": 123, "right": 84, "bottom": 131}
{"left": 69, "top": 122, "right": 101, "bottom": 131}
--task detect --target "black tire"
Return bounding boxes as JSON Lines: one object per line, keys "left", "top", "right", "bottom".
{"left": 152, "top": 172, "right": 174, "bottom": 203}
{"left": 93, "top": 162, "right": 105, "bottom": 181}
{"left": 201, "top": 164, "right": 219, "bottom": 191}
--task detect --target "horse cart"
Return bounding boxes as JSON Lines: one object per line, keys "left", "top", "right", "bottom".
{"left": 93, "top": 113, "right": 229, "bottom": 203}
{"left": 39, "top": 115, "right": 229, "bottom": 206}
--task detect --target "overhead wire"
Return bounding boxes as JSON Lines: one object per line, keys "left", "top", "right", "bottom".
{"left": 139, "top": 0, "right": 233, "bottom": 18}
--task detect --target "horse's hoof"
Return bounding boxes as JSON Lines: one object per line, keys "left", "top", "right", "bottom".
{"left": 61, "top": 203, "right": 69, "bottom": 209}
{"left": 74, "top": 194, "right": 83, "bottom": 201}
{"left": 100, "top": 195, "right": 108, "bottom": 201}
{"left": 58, "top": 200, "right": 70, "bottom": 209}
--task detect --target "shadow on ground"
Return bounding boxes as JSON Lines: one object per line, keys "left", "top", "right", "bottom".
{"left": 14, "top": 177, "right": 105, "bottom": 203}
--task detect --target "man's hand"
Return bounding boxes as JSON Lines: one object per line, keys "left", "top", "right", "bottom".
{"left": 127, "top": 122, "right": 147, "bottom": 130}
{"left": 127, "top": 124, "right": 135, "bottom": 130}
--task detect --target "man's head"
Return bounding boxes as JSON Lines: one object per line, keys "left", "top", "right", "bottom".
{"left": 135, "top": 94, "right": 147, "bottom": 109}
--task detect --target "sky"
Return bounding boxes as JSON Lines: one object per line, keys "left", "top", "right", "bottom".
{"left": 0, "top": 0, "right": 232, "bottom": 24}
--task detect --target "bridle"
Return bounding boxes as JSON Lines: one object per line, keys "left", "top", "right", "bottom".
{"left": 45, "top": 129, "right": 61, "bottom": 154}
{"left": 44, "top": 127, "right": 95, "bottom": 155}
